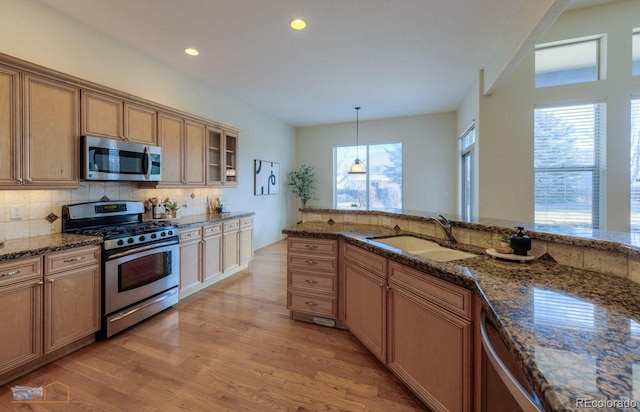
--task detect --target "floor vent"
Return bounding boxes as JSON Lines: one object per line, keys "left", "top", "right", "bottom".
{"left": 313, "top": 316, "right": 336, "bottom": 328}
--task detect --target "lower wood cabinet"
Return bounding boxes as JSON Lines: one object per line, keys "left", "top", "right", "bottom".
{"left": 342, "top": 244, "right": 388, "bottom": 362}
{"left": 297, "top": 239, "right": 474, "bottom": 412}
{"left": 0, "top": 245, "right": 101, "bottom": 385}
{"left": 0, "top": 257, "right": 43, "bottom": 375}
{"left": 179, "top": 218, "right": 253, "bottom": 299}
{"left": 44, "top": 246, "right": 101, "bottom": 353}
{"left": 287, "top": 237, "right": 338, "bottom": 320}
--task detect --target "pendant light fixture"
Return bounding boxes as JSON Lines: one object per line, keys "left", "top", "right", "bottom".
{"left": 348, "top": 106, "right": 366, "bottom": 174}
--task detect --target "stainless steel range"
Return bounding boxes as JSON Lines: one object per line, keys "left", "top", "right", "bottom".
{"left": 62, "top": 201, "right": 179, "bottom": 338}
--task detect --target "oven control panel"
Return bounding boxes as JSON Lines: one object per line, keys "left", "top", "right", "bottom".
{"left": 103, "top": 228, "right": 177, "bottom": 251}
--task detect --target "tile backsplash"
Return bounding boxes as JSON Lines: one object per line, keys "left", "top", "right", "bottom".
{"left": 0, "top": 182, "right": 223, "bottom": 241}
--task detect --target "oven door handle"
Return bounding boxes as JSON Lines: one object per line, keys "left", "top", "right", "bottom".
{"left": 107, "top": 240, "right": 178, "bottom": 260}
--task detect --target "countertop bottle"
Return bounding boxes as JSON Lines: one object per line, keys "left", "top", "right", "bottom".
{"left": 510, "top": 227, "right": 531, "bottom": 256}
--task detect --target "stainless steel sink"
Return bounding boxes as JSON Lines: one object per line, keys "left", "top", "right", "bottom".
{"left": 368, "top": 235, "right": 478, "bottom": 262}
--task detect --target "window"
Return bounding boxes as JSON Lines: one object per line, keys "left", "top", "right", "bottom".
{"left": 535, "top": 38, "right": 600, "bottom": 88}
{"left": 634, "top": 30, "right": 640, "bottom": 77}
{"left": 534, "top": 103, "right": 605, "bottom": 228}
{"left": 334, "top": 143, "right": 402, "bottom": 210}
{"left": 459, "top": 124, "right": 475, "bottom": 219}
{"left": 631, "top": 99, "right": 640, "bottom": 231}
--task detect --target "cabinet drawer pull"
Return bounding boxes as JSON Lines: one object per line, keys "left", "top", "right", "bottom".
{"left": 63, "top": 256, "right": 86, "bottom": 263}
{"left": 305, "top": 260, "right": 317, "bottom": 265}
{"left": 305, "top": 244, "right": 318, "bottom": 249}
{"left": 1, "top": 270, "right": 19, "bottom": 277}
{"left": 304, "top": 301, "right": 318, "bottom": 306}
{"left": 305, "top": 279, "right": 319, "bottom": 284}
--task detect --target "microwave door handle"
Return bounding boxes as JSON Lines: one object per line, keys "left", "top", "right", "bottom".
{"left": 143, "top": 145, "right": 151, "bottom": 179}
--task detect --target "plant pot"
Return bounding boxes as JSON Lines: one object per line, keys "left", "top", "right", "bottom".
{"left": 494, "top": 241, "right": 512, "bottom": 254}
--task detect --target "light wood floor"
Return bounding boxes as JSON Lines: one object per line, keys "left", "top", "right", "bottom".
{"left": 0, "top": 239, "right": 425, "bottom": 411}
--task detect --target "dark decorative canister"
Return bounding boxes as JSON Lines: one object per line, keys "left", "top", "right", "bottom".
{"left": 510, "top": 226, "right": 531, "bottom": 256}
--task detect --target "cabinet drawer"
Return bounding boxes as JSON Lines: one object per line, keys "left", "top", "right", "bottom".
{"left": 288, "top": 237, "right": 337, "bottom": 254}
{"left": 288, "top": 291, "right": 336, "bottom": 318}
{"left": 180, "top": 227, "right": 202, "bottom": 242}
{"left": 343, "top": 243, "right": 387, "bottom": 278}
{"left": 203, "top": 223, "right": 222, "bottom": 237}
{"left": 0, "top": 257, "right": 42, "bottom": 286}
{"left": 240, "top": 217, "right": 253, "bottom": 229}
{"left": 223, "top": 219, "right": 239, "bottom": 233}
{"left": 45, "top": 246, "right": 100, "bottom": 275}
{"left": 288, "top": 254, "right": 337, "bottom": 272}
{"left": 388, "top": 261, "right": 472, "bottom": 320}
{"left": 288, "top": 270, "right": 336, "bottom": 293}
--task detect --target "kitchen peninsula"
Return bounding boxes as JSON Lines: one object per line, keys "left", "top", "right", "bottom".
{"left": 283, "top": 208, "right": 640, "bottom": 412}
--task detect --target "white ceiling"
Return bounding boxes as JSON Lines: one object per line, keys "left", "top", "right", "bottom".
{"left": 36, "top": 0, "right": 611, "bottom": 126}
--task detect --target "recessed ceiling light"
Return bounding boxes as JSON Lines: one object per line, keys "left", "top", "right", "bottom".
{"left": 289, "top": 18, "right": 306, "bottom": 30}
{"left": 184, "top": 48, "right": 199, "bottom": 56}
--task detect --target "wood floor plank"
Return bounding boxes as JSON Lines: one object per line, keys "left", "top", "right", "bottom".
{"left": 0, "top": 239, "right": 426, "bottom": 411}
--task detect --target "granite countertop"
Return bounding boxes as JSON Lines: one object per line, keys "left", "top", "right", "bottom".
{"left": 0, "top": 233, "right": 103, "bottom": 263}
{"left": 165, "top": 212, "right": 255, "bottom": 229}
{"left": 283, "top": 222, "right": 640, "bottom": 412}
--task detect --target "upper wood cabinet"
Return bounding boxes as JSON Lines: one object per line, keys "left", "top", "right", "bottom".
{"left": 158, "top": 112, "right": 206, "bottom": 187}
{"left": 81, "top": 90, "right": 157, "bottom": 144}
{"left": 207, "top": 126, "right": 238, "bottom": 187}
{"left": 23, "top": 74, "right": 80, "bottom": 188}
{"left": 0, "top": 68, "right": 80, "bottom": 188}
{"left": 0, "top": 65, "right": 20, "bottom": 187}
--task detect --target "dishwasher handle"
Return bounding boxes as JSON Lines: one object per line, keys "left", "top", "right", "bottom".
{"left": 480, "top": 311, "right": 544, "bottom": 412}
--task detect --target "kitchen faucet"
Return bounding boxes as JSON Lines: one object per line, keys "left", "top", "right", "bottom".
{"left": 431, "top": 215, "right": 457, "bottom": 244}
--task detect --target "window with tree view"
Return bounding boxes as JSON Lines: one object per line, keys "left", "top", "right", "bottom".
{"left": 534, "top": 103, "right": 605, "bottom": 228}
{"left": 334, "top": 143, "right": 402, "bottom": 210}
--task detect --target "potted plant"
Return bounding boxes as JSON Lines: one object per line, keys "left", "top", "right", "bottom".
{"left": 287, "top": 164, "right": 318, "bottom": 209}
{"left": 164, "top": 200, "right": 180, "bottom": 218}
{"left": 486, "top": 233, "right": 512, "bottom": 254}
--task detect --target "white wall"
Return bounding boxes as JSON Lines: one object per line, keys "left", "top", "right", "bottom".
{"left": 0, "top": 0, "right": 297, "bottom": 248}
{"left": 295, "top": 113, "right": 457, "bottom": 213}
{"left": 475, "top": 0, "right": 640, "bottom": 229}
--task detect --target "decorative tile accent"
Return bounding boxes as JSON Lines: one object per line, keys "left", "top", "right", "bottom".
{"left": 547, "top": 242, "right": 584, "bottom": 269}
{"left": 45, "top": 213, "right": 59, "bottom": 223}
{"left": 327, "top": 218, "right": 335, "bottom": 226}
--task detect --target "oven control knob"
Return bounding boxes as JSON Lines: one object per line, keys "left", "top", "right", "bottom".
{"left": 139, "top": 235, "right": 145, "bottom": 241}
{"left": 117, "top": 239, "right": 124, "bottom": 246}
{"left": 167, "top": 230, "right": 174, "bottom": 236}
{"left": 127, "top": 238, "right": 134, "bottom": 244}
{"left": 151, "top": 233, "right": 157, "bottom": 239}
{"left": 160, "top": 232, "right": 166, "bottom": 237}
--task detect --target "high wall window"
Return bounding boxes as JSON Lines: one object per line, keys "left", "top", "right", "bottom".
{"left": 633, "top": 30, "right": 640, "bottom": 76}
{"left": 534, "top": 103, "right": 605, "bottom": 228}
{"left": 459, "top": 124, "right": 475, "bottom": 219}
{"left": 535, "top": 38, "right": 601, "bottom": 88}
{"left": 334, "top": 143, "right": 402, "bottom": 210}
{"left": 631, "top": 98, "right": 640, "bottom": 231}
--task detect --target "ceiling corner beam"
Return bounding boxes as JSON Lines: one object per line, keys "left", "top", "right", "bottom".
{"left": 482, "top": 0, "right": 571, "bottom": 96}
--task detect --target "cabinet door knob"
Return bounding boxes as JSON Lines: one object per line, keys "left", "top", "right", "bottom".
{"left": 379, "top": 283, "right": 385, "bottom": 288}
{"left": 385, "top": 285, "right": 391, "bottom": 290}
{"left": 25, "top": 178, "right": 33, "bottom": 182}
{"left": 17, "top": 178, "right": 23, "bottom": 183}
{"left": 37, "top": 281, "right": 44, "bottom": 285}
{"left": 48, "top": 278, "right": 55, "bottom": 283}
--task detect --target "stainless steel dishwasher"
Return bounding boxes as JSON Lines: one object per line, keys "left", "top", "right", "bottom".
{"left": 479, "top": 311, "right": 544, "bottom": 412}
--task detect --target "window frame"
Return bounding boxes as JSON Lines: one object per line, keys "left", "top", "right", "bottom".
{"left": 533, "top": 101, "right": 606, "bottom": 229}
{"left": 535, "top": 35, "right": 605, "bottom": 88}
{"left": 333, "top": 142, "right": 403, "bottom": 210}
{"left": 458, "top": 123, "right": 475, "bottom": 219}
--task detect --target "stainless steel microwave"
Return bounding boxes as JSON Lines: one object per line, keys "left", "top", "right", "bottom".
{"left": 82, "top": 136, "right": 162, "bottom": 182}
